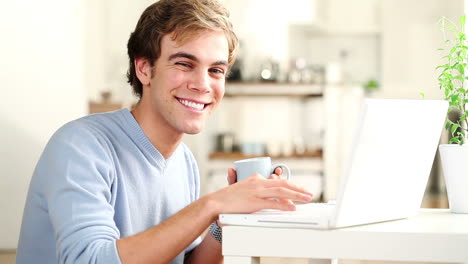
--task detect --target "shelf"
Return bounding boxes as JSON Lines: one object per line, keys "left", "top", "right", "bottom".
{"left": 208, "top": 150, "right": 322, "bottom": 160}
{"left": 89, "top": 101, "right": 123, "bottom": 114}
{"left": 205, "top": 154, "right": 324, "bottom": 173}
{"left": 225, "top": 82, "right": 323, "bottom": 97}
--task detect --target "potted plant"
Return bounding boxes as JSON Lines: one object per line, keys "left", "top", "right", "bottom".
{"left": 437, "top": 15, "right": 468, "bottom": 213}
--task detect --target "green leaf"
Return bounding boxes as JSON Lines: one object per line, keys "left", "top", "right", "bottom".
{"left": 443, "top": 71, "right": 453, "bottom": 79}
{"left": 461, "top": 15, "right": 466, "bottom": 27}
{"left": 456, "top": 63, "right": 465, "bottom": 74}
{"left": 419, "top": 92, "right": 425, "bottom": 99}
{"left": 456, "top": 132, "right": 466, "bottom": 142}
{"left": 450, "top": 46, "right": 458, "bottom": 56}
{"left": 446, "top": 121, "right": 452, "bottom": 130}
{"left": 461, "top": 49, "right": 467, "bottom": 58}
{"left": 436, "top": 64, "right": 450, "bottom": 70}
{"left": 451, "top": 123, "right": 460, "bottom": 134}
{"left": 460, "top": 33, "right": 467, "bottom": 41}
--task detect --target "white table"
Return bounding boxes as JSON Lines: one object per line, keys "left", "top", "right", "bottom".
{"left": 222, "top": 209, "right": 468, "bottom": 264}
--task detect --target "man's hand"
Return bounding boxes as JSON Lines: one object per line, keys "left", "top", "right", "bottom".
{"left": 227, "top": 167, "right": 285, "bottom": 184}
{"left": 212, "top": 169, "right": 313, "bottom": 215}
{"left": 227, "top": 168, "right": 237, "bottom": 185}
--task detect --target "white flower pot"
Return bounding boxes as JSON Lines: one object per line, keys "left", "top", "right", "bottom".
{"left": 439, "top": 144, "right": 468, "bottom": 213}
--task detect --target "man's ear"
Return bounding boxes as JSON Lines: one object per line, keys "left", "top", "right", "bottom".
{"left": 135, "top": 57, "right": 152, "bottom": 87}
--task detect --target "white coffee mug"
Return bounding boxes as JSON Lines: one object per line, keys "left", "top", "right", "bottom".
{"left": 234, "top": 157, "right": 291, "bottom": 182}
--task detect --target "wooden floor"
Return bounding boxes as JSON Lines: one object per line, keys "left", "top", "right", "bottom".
{"left": 0, "top": 252, "right": 14, "bottom": 264}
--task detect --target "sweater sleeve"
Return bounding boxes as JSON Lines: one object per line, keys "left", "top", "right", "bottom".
{"left": 41, "top": 123, "right": 122, "bottom": 264}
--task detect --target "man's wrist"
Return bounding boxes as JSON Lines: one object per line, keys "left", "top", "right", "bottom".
{"left": 200, "top": 192, "right": 223, "bottom": 221}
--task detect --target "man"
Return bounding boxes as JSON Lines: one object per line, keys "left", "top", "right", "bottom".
{"left": 16, "top": 0, "right": 313, "bottom": 263}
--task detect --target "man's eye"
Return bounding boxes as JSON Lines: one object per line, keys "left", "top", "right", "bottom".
{"left": 176, "top": 62, "right": 191, "bottom": 68}
{"left": 209, "top": 68, "right": 225, "bottom": 74}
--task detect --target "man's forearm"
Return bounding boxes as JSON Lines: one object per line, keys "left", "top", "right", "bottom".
{"left": 116, "top": 194, "right": 220, "bottom": 264}
{"left": 116, "top": 174, "right": 313, "bottom": 263}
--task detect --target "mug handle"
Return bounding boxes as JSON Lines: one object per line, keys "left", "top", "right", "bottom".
{"left": 270, "top": 163, "right": 291, "bottom": 180}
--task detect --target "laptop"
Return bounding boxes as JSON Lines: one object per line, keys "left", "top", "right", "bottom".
{"left": 219, "top": 99, "right": 448, "bottom": 229}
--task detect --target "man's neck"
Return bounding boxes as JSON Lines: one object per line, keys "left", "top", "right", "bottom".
{"left": 130, "top": 101, "right": 183, "bottom": 159}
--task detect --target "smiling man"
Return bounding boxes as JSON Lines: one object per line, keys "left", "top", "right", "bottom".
{"left": 130, "top": 30, "right": 229, "bottom": 156}
{"left": 16, "top": 0, "right": 313, "bottom": 263}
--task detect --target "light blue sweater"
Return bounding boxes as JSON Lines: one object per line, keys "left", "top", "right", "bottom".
{"left": 17, "top": 109, "right": 201, "bottom": 264}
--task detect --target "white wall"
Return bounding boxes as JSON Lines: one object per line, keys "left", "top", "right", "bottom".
{"left": 85, "top": 0, "right": 153, "bottom": 105}
{"left": 0, "top": 0, "right": 87, "bottom": 249}
{"left": 379, "top": 0, "right": 464, "bottom": 99}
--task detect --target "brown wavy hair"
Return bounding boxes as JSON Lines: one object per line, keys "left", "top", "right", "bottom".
{"left": 127, "top": 0, "right": 238, "bottom": 98}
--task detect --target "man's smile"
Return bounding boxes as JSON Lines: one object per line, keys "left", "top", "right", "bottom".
{"left": 176, "top": 97, "right": 210, "bottom": 111}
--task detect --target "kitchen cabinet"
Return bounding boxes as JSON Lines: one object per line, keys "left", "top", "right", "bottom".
{"left": 224, "top": 82, "right": 323, "bottom": 97}
{"left": 204, "top": 157, "right": 324, "bottom": 201}
{"left": 88, "top": 101, "right": 122, "bottom": 114}
{"left": 288, "top": 0, "right": 380, "bottom": 37}
{"left": 197, "top": 82, "right": 326, "bottom": 200}
{"left": 88, "top": 91, "right": 124, "bottom": 114}
{"left": 321, "top": 0, "right": 380, "bottom": 35}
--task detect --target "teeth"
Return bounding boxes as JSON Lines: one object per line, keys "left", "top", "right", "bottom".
{"left": 179, "top": 99, "right": 204, "bottom": 110}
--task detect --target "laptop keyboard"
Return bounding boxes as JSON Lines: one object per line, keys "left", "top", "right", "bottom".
{"left": 255, "top": 201, "right": 336, "bottom": 215}
{"left": 296, "top": 201, "right": 335, "bottom": 210}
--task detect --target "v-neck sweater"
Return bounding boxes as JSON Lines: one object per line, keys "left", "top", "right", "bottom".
{"left": 17, "top": 109, "right": 201, "bottom": 264}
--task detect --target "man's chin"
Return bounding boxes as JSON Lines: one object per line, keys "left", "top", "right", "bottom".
{"left": 178, "top": 116, "right": 209, "bottom": 135}
{"left": 185, "top": 130, "right": 201, "bottom": 135}
{"left": 182, "top": 124, "right": 204, "bottom": 135}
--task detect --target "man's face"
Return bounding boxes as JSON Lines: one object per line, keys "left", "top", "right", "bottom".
{"left": 144, "top": 30, "right": 229, "bottom": 135}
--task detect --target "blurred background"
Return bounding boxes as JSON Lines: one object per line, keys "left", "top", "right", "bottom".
{"left": 0, "top": 0, "right": 464, "bottom": 262}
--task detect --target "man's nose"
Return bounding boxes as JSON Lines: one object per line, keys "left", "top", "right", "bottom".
{"left": 188, "top": 70, "right": 210, "bottom": 93}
